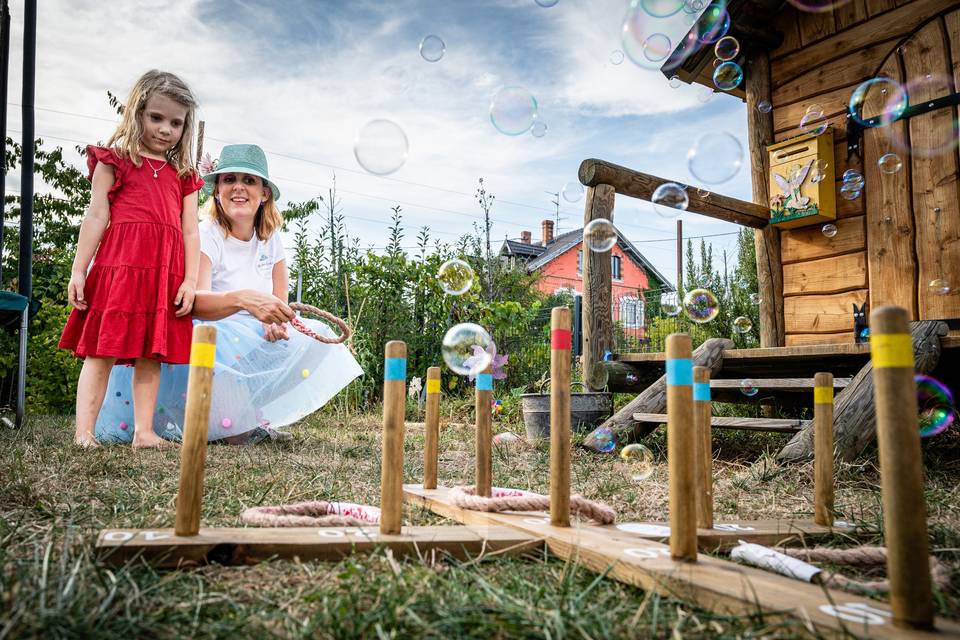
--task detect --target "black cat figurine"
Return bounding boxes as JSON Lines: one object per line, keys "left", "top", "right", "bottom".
{"left": 853, "top": 302, "right": 869, "bottom": 344}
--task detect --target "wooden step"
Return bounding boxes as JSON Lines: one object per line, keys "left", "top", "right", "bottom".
{"left": 710, "top": 377, "right": 851, "bottom": 392}
{"left": 632, "top": 412, "right": 804, "bottom": 433}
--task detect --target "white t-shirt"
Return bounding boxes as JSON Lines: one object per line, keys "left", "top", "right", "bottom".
{"left": 199, "top": 220, "right": 286, "bottom": 312}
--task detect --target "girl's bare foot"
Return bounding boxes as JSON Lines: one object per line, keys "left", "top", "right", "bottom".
{"left": 132, "top": 432, "right": 180, "bottom": 450}
{"left": 74, "top": 432, "right": 101, "bottom": 448}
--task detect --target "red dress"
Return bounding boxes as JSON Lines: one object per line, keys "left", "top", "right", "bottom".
{"left": 59, "top": 146, "right": 204, "bottom": 365}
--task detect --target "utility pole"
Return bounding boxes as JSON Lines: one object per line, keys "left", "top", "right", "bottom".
{"left": 676, "top": 219, "right": 683, "bottom": 292}
{"left": 545, "top": 190, "right": 567, "bottom": 233}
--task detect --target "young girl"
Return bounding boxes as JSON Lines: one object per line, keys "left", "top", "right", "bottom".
{"left": 59, "top": 70, "right": 204, "bottom": 449}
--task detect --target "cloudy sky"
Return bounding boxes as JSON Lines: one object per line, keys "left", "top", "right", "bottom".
{"left": 3, "top": 0, "right": 752, "bottom": 286}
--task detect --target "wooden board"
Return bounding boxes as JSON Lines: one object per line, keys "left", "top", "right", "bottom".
{"left": 403, "top": 486, "right": 960, "bottom": 639}
{"left": 617, "top": 342, "right": 871, "bottom": 363}
{"left": 710, "top": 378, "right": 851, "bottom": 391}
{"left": 633, "top": 412, "right": 804, "bottom": 433}
{"left": 784, "top": 290, "right": 868, "bottom": 333}
{"left": 834, "top": 0, "right": 869, "bottom": 31}
{"left": 782, "top": 216, "right": 865, "bottom": 264}
{"left": 783, "top": 252, "right": 867, "bottom": 296}
{"left": 611, "top": 519, "right": 852, "bottom": 552}
{"left": 95, "top": 525, "right": 540, "bottom": 568}
{"left": 786, "top": 332, "right": 857, "bottom": 346}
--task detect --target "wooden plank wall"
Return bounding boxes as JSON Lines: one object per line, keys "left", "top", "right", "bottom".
{"left": 769, "top": 0, "right": 960, "bottom": 346}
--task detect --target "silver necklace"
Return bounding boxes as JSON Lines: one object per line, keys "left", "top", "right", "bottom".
{"left": 144, "top": 157, "right": 167, "bottom": 179}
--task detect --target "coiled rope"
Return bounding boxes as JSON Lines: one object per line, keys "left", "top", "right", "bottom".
{"left": 241, "top": 501, "right": 379, "bottom": 527}
{"left": 449, "top": 486, "right": 616, "bottom": 525}
{"left": 289, "top": 302, "right": 351, "bottom": 344}
{"left": 780, "top": 545, "right": 952, "bottom": 594}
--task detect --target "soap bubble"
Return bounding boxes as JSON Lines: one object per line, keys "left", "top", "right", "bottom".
{"left": 697, "top": 4, "right": 730, "bottom": 43}
{"left": 842, "top": 169, "right": 864, "bottom": 187}
{"left": 663, "top": 29, "right": 703, "bottom": 74}
{"left": 490, "top": 86, "right": 538, "bottom": 136}
{"left": 610, "top": 49, "right": 625, "bottom": 65}
{"left": 697, "top": 85, "right": 714, "bottom": 103}
{"left": 810, "top": 159, "right": 829, "bottom": 184}
{"left": 822, "top": 223, "right": 838, "bottom": 238}
{"left": 878, "top": 153, "right": 902, "bottom": 174}
{"left": 688, "top": 132, "right": 743, "bottom": 184}
{"left": 354, "top": 119, "right": 409, "bottom": 175}
{"left": 732, "top": 316, "right": 753, "bottom": 333}
{"left": 696, "top": 188, "right": 710, "bottom": 199}
{"left": 590, "top": 361, "right": 610, "bottom": 389}
{"left": 584, "top": 219, "right": 617, "bottom": 252}
{"left": 740, "top": 379, "right": 759, "bottom": 397}
{"left": 661, "top": 292, "right": 681, "bottom": 316}
{"left": 929, "top": 279, "right": 951, "bottom": 296}
{"left": 442, "top": 323, "right": 492, "bottom": 376}
{"left": 806, "top": 103, "right": 825, "bottom": 118}
{"left": 641, "top": 33, "right": 672, "bottom": 62}
{"left": 381, "top": 66, "right": 413, "bottom": 95}
{"left": 621, "top": 4, "right": 675, "bottom": 69}
{"left": 531, "top": 120, "right": 548, "bottom": 138}
{"left": 593, "top": 426, "right": 616, "bottom": 453}
{"left": 562, "top": 181, "right": 584, "bottom": 203}
{"left": 669, "top": 75, "right": 682, "bottom": 89}
{"left": 712, "top": 61, "right": 743, "bottom": 91}
{"left": 437, "top": 258, "right": 474, "bottom": 295}
{"left": 800, "top": 110, "right": 828, "bottom": 136}
{"left": 787, "top": 0, "right": 852, "bottom": 12}
{"left": 757, "top": 100, "right": 772, "bottom": 113}
{"left": 683, "top": 288, "right": 719, "bottom": 323}
{"left": 620, "top": 443, "right": 655, "bottom": 482}
{"left": 639, "top": 0, "right": 685, "bottom": 17}
{"left": 535, "top": 0, "right": 559, "bottom": 5}
{"left": 916, "top": 374, "right": 956, "bottom": 437}
{"left": 419, "top": 35, "right": 445, "bottom": 62}
{"left": 683, "top": 0, "right": 706, "bottom": 11}
{"left": 749, "top": 293, "right": 761, "bottom": 305}
{"left": 652, "top": 182, "right": 689, "bottom": 218}
{"left": 840, "top": 183, "right": 861, "bottom": 200}
{"left": 714, "top": 35, "right": 739, "bottom": 61}
{"left": 626, "top": 372, "right": 639, "bottom": 384}
{"left": 888, "top": 73, "right": 959, "bottom": 158}
{"left": 493, "top": 431, "right": 521, "bottom": 445}
{"left": 848, "top": 76, "right": 907, "bottom": 128}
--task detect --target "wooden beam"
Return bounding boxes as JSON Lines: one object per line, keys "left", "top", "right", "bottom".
{"left": 403, "top": 485, "right": 960, "bottom": 639}
{"left": 614, "top": 518, "right": 849, "bottom": 552}
{"left": 577, "top": 159, "right": 769, "bottom": 228}
{"left": 582, "top": 184, "right": 616, "bottom": 391}
{"left": 633, "top": 412, "right": 805, "bottom": 433}
{"left": 95, "top": 525, "right": 541, "bottom": 568}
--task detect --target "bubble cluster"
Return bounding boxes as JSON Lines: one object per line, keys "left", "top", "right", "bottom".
{"left": 713, "top": 61, "right": 743, "bottom": 91}
{"left": 661, "top": 292, "right": 681, "bottom": 317}
{"left": 688, "top": 132, "right": 743, "bottom": 184}
{"left": 842, "top": 169, "right": 864, "bottom": 186}
{"left": 878, "top": 153, "right": 902, "bottom": 174}
{"left": 652, "top": 182, "right": 689, "bottom": 218}
{"left": 562, "top": 181, "right": 584, "bottom": 203}
{"left": 620, "top": 443, "right": 655, "bottom": 482}
{"left": 438, "top": 258, "right": 475, "bottom": 295}
{"left": 740, "top": 379, "right": 759, "bottom": 397}
{"left": 840, "top": 169, "right": 863, "bottom": 200}
{"left": 442, "top": 323, "right": 492, "bottom": 376}
{"left": 354, "top": 119, "right": 409, "bottom": 175}
{"left": 732, "top": 316, "right": 753, "bottom": 333}
{"left": 419, "top": 35, "right": 446, "bottom": 62}
{"left": 683, "top": 288, "right": 719, "bottom": 323}
{"left": 490, "top": 86, "right": 538, "bottom": 136}
{"left": 593, "top": 426, "right": 616, "bottom": 453}
{"left": 916, "top": 374, "right": 956, "bottom": 438}
{"left": 584, "top": 219, "right": 618, "bottom": 252}
{"left": 714, "top": 36, "right": 739, "bottom": 61}
{"left": 822, "top": 223, "right": 838, "bottom": 238}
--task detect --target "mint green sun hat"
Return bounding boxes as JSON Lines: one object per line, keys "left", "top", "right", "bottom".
{"left": 201, "top": 144, "right": 280, "bottom": 202}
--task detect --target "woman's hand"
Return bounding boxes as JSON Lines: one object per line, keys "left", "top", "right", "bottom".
{"left": 68, "top": 271, "right": 87, "bottom": 310}
{"left": 244, "top": 290, "right": 295, "bottom": 325}
{"left": 174, "top": 281, "right": 196, "bottom": 317}
{"left": 261, "top": 322, "right": 290, "bottom": 342}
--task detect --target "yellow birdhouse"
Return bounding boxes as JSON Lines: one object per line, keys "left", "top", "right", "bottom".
{"left": 767, "top": 130, "right": 836, "bottom": 229}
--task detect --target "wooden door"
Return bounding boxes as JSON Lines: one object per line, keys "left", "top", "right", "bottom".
{"left": 865, "top": 11, "right": 960, "bottom": 321}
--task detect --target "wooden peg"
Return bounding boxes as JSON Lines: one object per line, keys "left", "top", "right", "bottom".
{"left": 424, "top": 366, "right": 441, "bottom": 490}
{"left": 693, "top": 366, "right": 712, "bottom": 530}
{"left": 550, "top": 307, "right": 572, "bottom": 527}
{"left": 666, "top": 333, "right": 696, "bottom": 561}
{"left": 380, "top": 341, "right": 406, "bottom": 535}
{"left": 813, "top": 372, "right": 835, "bottom": 527}
{"left": 475, "top": 363, "right": 493, "bottom": 498}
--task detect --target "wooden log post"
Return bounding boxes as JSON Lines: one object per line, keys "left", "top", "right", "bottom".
{"left": 582, "top": 183, "right": 615, "bottom": 391}
{"left": 813, "top": 372, "right": 834, "bottom": 527}
{"left": 195, "top": 120, "right": 205, "bottom": 168}
{"left": 777, "top": 320, "right": 948, "bottom": 462}
{"left": 745, "top": 50, "right": 784, "bottom": 349}
{"left": 583, "top": 338, "right": 733, "bottom": 450}
{"left": 693, "top": 366, "right": 713, "bottom": 530}
{"left": 423, "top": 366, "right": 441, "bottom": 490}
{"left": 550, "top": 307, "right": 572, "bottom": 527}
{"left": 475, "top": 364, "right": 493, "bottom": 498}
{"left": 174, "top": 325, "right": 217, "bottom": 537}
{"left": 870, "top": 306, "right": 933, "bottom": 630}
{"left": 667, "top": 334, "right": 697, "bottom": 561}
{"left": 380, "top": 341, "right": 406, "bottom": 535}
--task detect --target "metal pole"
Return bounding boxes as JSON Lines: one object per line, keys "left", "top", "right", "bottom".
{"left": 18, "top": 0, "right": 36, "bottom": 299}
{"left": 0, "top": 0, "right": 10, "bottom": 283}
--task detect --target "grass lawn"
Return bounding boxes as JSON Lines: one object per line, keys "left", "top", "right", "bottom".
{"left": 2, "top": 409, "right": 959, "bottom": 639}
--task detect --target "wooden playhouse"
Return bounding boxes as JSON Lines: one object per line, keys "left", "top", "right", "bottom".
{"left": 579, "top": 0, "right": 960, "bottom": 460}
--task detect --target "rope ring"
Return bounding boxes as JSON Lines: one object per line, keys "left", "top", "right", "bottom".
{"left": 289, "top": 302, "right": 351, "bottom": 344}
{"left": 241, "top": 500, "right": 380, "bottom": 527}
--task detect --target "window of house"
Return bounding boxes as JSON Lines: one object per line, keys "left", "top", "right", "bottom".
{"left": 611, "top": 255, "right": 622, "bottom": 280}
{"left": 618, "top": 296, "right": 644, "bottom": 329}
{"left": 577, "top": 250, "right": 582, "bottom": 274}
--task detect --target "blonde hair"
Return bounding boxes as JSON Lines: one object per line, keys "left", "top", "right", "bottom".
{"left": 201, "top": 176, "right": 283, "bottom": 242}
{"left": 107, "top": 69, "right": 198, "bottom": 178}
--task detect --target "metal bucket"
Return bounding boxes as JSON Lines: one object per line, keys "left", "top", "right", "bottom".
{"left": 520, "top": 381, "right": 613, "bottom": 441}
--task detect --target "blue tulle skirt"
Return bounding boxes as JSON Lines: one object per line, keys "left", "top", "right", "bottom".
{"left": 95, "top": 314, "right": 364, "bottom": 443}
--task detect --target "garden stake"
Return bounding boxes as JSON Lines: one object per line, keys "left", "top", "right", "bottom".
{"left": 475, "top": 363, "right": 493, "bottom": 498}
{"left": 667, "top": 333, "right": 697, "bottom": 561}
{"left": 694, "top": 366, "right": 712, "bottom": 530}
{"left": 814, "top": 372, "right": 834, "bottom": 527}
{"left": 424, "top": 366, "right": 441, "bottom": 490}
{"left": 380, "top": 340, "right": 406, "bottom": 535}
{"left": 550, "top": 306, "right": 571, "bottom": 528}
